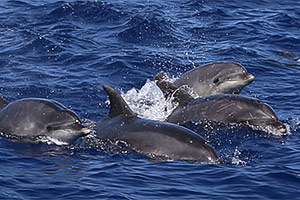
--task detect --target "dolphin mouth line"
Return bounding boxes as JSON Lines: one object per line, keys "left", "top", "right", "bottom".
{"left": 226, "top": 74, "right": 255, "bottom": 82}
{"left": 68, "top": 126, "right": 92, "bottom": 135}
{"left": 47, "top": 123, "right": 92, "bottom": 135}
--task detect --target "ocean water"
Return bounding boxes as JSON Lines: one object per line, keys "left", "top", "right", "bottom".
{"left": 0, "top": 0, "right": 300, "bottom": 199}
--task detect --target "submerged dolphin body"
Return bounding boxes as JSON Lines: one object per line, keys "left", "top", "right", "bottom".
{"left": 279, "top": 50, "right": 300, "bottom": 62}
{"left": 155, "top": 62, "right": 254, "bottom": 98}
{"left": 0, "top": 97, "right": 91, "bottom": 144}
{"left": 95, "top": 85, "right": 218, "bottom": 163}
{"left": 157, "top": 80, "right": 287, "bottom": 134}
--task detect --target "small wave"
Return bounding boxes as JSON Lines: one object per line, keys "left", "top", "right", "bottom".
{"left": 193, "top": 8, "right": 229, "bottom": 20}
{"left": 266, "top": 13, "right": 300, "bottom": 27}
{"left": 48, "top": 1, "right": 127, "bottom": 23}
{"left": 117, "top": 14, "right": 180, "bottom": 44}
{"left": 266, "top": 35, "right": 300, "bottom": 48}
{"left": 5, "top": 0, "right": 34, "bottom": 8}
{"left": 18, "top": 35, "right": 64, "bottom": 56}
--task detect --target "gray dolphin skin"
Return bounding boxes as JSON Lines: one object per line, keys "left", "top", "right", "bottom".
{"left": 155, "top": 62, "right": 254, "bottom": 98}
{"left": 0, "top": 98, "right": 91, "bottom": 144}
{"left": 95, "top": 85, "right": 218, "bottom": 163}
{"left": 279, "top": 50, "right": 300, "bottom": 62}
{"left": 161, "top": 81, "right": 287, "bottom": 133}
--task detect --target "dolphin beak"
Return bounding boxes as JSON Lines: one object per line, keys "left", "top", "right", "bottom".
{"left": 277, "top": 123, "right": 287, "bottom": 134}
{"left": 246, "top": 73, "right": 255, "bottom": 82}
{"left": 81, "top": 126, "right": 92, "bottom": 135}
{"left": 66, "top": 123, "right": 92, "bottom": 135}
{"left": 272, "top": 121, "right": 287, "bottom": 134}
{"left": 279, "top": 126, "right": 287, "bottom": 134}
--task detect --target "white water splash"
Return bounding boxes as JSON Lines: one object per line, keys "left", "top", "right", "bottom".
{"left": 293, "top": 117, "right": 300, "bottom": 131}
{"left": 231, "top": 147, "right": 247, "bottom": 166}
{"left": 36, "top": 136, "right": 69, "bottom": 146}
{"left": 121, "top": 79, "right": 176, "bottom": 121}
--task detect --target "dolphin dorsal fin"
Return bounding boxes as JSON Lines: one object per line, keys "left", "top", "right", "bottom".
{"left": 156, "top": 80, "right": 194, "bottom": 105}
{"left": 103, "top": 85, "right": 136, "bottom": 118}
{"left": 0, "top": 96, "right": 9, "bottom": 109}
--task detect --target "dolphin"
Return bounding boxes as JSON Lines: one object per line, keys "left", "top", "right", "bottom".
{"left": 279, "top": 50, "right": 300, "bottom": 62}
{"left": 0, "top": 97, "right": 91, "bottom": 144}
{"left": 157, "top": 80, "right": 287, "bottom": 134}
{"left": 154, "top": 62, "right": 254, "bottom": 98}
{"left": 95, "top": 85, "right": 218, "bottom": 163}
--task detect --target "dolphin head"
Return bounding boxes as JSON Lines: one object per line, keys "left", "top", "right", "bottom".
{"left": 45, "top": 109, "right": 91, "bottom": 144}
{"left": 206, "top": 62, "right": 255, "bottom": 95}
{"left": 0, "top": 98, "right": 91, "bottom": 145}
{"left": 199, "top": 142, "right": 219, "bottom": 163}
{"left": 36, "top": 99, "right": 93, "bottom": 144}
{"left": 172, "top": 62, "right": 254, "bottom": 97}
{"left": 244, "top": 100, "right": 287, "bottom": 134}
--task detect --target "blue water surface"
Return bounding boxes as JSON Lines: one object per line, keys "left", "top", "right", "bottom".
{"left": 0, "top": 0, "right": 300, "bottom": 199}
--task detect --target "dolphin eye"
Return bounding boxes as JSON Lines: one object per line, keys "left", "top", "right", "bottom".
{"left": 213, "top": 78, "right": 219, "bottom": 84}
